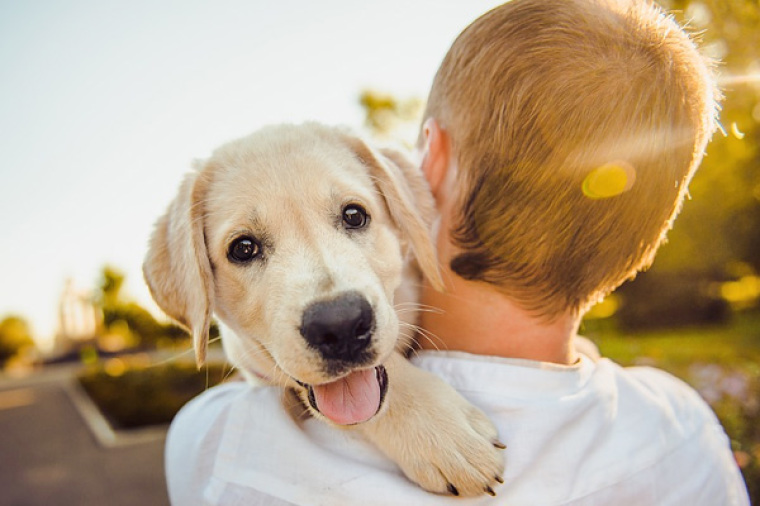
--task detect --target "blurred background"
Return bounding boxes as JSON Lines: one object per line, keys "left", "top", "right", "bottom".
{"left": 0, "top": 0, "right": 758, "bottom": 504}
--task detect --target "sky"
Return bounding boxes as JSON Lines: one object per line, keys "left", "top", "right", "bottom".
{"left": 0, "top": 0, "right": 504, "bottom": 351}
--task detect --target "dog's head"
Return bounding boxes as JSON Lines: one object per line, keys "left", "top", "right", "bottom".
{"left": 144, "top": 123, "right": 441, "bottom": 425}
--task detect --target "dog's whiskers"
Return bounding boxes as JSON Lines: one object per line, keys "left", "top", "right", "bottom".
{"left": 394, "top": 301, "right": 439, "bottom": 309}
{"left": 238, "top": 343, "right": 279, "bottom": 379}
{"left": 399, "top": 321, "right": 444, "bottom": 352}
{"left": 146, "top": 334, "right": 225, "bottom": 368}
{"left": 397, "top": 326, "right": 417, "bottom": 351}
{"left": 395, "top": 307, "right": 445, "bottom": 316}
{"left": 221, "top": 363, "right": 239, "bottom": 383}
{"left": 394, "top": 302, "right": 445, "bottom": 314}
{"left": 146, "top": 345, "right": 196, "bottom": 367}
{"left": 269, "top": 362, "right": 283, "bottom": 382}
{"left": 226, "top": 339, "right": 290, "bottom": 386}
{"left": 204, "top": 361, "right": 212, "bottom": 389}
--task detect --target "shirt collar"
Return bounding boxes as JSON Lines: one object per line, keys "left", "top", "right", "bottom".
{"left": 410, "top": 349, "right": 598, "bottom": 399}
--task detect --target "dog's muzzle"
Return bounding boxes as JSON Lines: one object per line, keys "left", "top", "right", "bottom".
{"left": 296, "top": 291, "right": 389, "bottom": 424}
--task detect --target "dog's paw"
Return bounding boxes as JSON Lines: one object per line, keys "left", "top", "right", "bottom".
{"left": 395, "top": 394, "right": 505, "bottom": 497}
{"left": 360, "top": 357, "right": 506, "bottom": 497}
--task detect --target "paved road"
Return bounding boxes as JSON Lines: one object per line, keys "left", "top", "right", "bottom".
{"left": 0, "top": 368, "right": 169, "bottom": 506}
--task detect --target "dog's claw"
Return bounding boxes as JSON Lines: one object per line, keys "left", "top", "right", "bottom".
{"left": 495, "top": 475, "right": 504, "bottom": 484}
{"left": 360, "top": 355, "right": 505, "bottom": 497}
{"left": 485, "top": 485, "right": 496, "bottom": 497}
{"left": 493, "top": 440, "right": 507, "bottom": 449}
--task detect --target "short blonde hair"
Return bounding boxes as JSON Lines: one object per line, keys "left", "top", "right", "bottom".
{"left": 423, "top": 0, "right": 719, "bottom": 317}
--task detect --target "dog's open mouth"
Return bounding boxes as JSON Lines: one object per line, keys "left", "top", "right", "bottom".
{"left": 301, "top": 365, "right": 388, "bottom": 425}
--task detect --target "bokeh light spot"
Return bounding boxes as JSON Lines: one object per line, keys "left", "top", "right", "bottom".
{"left": 104, "top": 357, "right": 127, "bottom": 377}
{"left": 582, "top": 161, "right": 636, "bottom": 199}
{"left": 731, "top": 122, "right": 745, "bottom": 139}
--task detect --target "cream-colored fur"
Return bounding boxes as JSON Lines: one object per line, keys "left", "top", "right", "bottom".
{"left": 144, "top": 123, "right": 504, "bottom": 496}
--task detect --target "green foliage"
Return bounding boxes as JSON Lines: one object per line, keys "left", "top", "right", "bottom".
{"left": 0, "top": 315, "right": 34, "bottom": 365}
{"left": 644, "top": 0, "right": 760, "bottom": 280}
{"left": 99, "top": 265, "right": 125, "bottom": 308}
{"left": 359, "top": 89, "right": 423, "bottom": 143}
{"left": 96, "top": 265, "right": 190, "bottom": 349}
{"left": 78, "top": 358, "right": 228, "bottom": 429}
{"left": 104, "top": 302, "right": 188, "bottom": 345}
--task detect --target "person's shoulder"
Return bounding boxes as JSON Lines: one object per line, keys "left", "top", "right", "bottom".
{"left": 167, "top": 378, "right": 288, "bottom": 453}
{"left": 165, "top": 380, "right": 279, "bottom": 505}
{"left": 613, "top": 362, "right": 750, "bottom": 504}
{"left": 168, "top": 379, "right": 248, "bottom": 437}
{"left": 604, "top": 360, "right": 718, "bottom": 426}
{"left": 570, "top": 360, "right": 749, "bottom": 505}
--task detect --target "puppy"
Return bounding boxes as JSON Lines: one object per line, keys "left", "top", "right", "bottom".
{"left": 144, "top": 123, "right": 504, "bottom": 496}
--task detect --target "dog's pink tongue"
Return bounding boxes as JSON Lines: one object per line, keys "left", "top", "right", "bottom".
{"left": 312, "top": 368, "right": 380, "bottom": 425}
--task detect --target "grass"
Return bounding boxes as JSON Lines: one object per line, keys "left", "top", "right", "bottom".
{"left": 585, "top": 311, "right": 760, "bottom": 385}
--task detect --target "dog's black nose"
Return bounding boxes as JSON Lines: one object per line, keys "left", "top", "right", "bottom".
{"left": 300, "top": 292, "right": 375, "bottom": 363}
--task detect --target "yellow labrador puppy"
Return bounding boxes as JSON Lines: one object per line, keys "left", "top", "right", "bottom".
{"left": 144, "top": 123, "right": 504, "bottom": 496}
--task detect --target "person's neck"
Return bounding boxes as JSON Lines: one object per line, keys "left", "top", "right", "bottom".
{"left": 417, "top": 273, "right": 581, "bottom": 365}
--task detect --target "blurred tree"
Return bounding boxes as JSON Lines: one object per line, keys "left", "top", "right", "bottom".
{"left": 359, "top": 89, "right": 423, "bottom": 144}
{"left": 0, "top": 315, "right": 35, "bottom": 365}
{"left": 616, "top": 0, "right": 760, "bottom": 327}
{"left": 99, "top": 265, "right": 125, "bottom": 308}
{"left": 654, "top": 0, "right": 760, "bottom": 273}
{"left": 96, "top": 265, "right": 188, "bottom": 349}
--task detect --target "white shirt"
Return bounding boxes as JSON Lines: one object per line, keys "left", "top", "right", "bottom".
{"left": 165, "top": 351, "right": 749, "bottom": 505}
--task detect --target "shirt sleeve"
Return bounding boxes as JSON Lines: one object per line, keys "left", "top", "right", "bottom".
{"left": 165, "top": 382, "right": 247, "bottom": 506}
{"left": 623, "top": 366, "right": 751, "bottom": 506}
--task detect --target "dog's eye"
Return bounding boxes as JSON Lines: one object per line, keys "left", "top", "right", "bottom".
{"left": 342, "top": 204, "right": 369, "bottom": 229}
{"left": 227, "top": 236, "right": 261, "bottom": 263}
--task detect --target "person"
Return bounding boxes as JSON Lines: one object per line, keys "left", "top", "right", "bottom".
{"left": 164, "top": 0, "right": 750, "bottom": 504}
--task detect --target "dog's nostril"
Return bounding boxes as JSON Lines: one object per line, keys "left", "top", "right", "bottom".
{"left": 354, "top": 318, "right": 372, "bottom": 340}
{"left": 321, "top": 333, "right": 339, "bottom": 346}
{"left": 300, "top": 292, "right": 375, "bottom": 362}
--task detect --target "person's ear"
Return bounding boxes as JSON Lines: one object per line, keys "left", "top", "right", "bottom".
{"left": 419, "top": 118, "right": 451, "bottom": 201}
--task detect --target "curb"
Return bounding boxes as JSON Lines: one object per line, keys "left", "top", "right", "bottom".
{"left": 64, "top": 379, "right": 169, "bottom": 448}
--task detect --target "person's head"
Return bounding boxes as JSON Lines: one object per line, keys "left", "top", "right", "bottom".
{"left": 420, "top": 0, "right": 719, "bottom": 319}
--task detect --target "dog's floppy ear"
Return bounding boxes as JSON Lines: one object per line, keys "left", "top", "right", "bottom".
{"left": 342, "top": 134, "right": 444, "bottom": 291}
{"left": 143, "top": 168, "right": 214, "bottom": 366}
